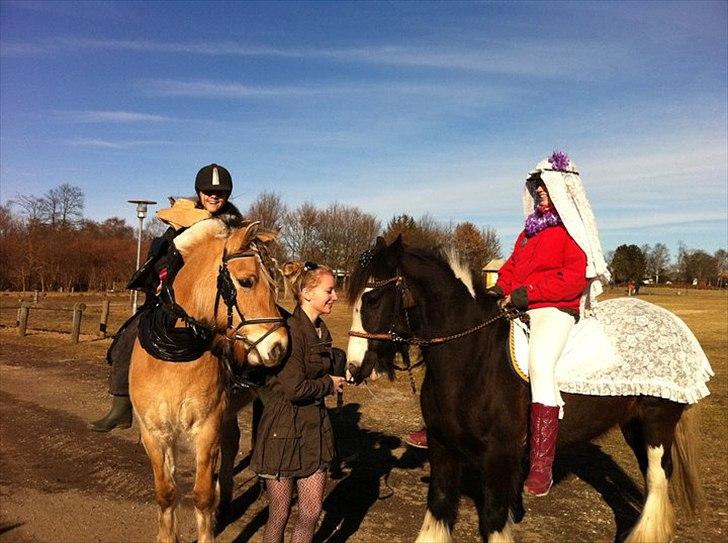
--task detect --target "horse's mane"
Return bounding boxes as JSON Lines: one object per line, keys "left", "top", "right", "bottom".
{"left": 347, "top": 241, "right": 489, "bottom": 306}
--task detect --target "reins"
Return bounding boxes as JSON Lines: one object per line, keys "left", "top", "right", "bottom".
{"left": 348, "top": 274, "right": 523, "bottom": 347}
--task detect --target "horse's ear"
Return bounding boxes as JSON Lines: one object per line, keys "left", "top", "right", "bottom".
{"left": 375, "top": 236, "right": 386, "bottom": 250}
{"left": 391, "top": 233, "right": 404, "bottom": 254}
{"left": 241, "top": 221, "right": 261, "bottom": 244}
{"left": 255, "top": 227, "right": 279, "bottom": 245}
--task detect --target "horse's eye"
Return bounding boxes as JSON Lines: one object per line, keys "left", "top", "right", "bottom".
{"left": 238, "top": 277, "right": 255, "bottom": 288}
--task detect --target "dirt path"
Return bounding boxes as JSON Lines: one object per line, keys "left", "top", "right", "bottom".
{"left": 1, "top": 291, "right": 726, "bottom": 542}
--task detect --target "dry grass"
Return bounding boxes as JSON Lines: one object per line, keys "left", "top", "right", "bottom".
{"left": 0, "top": 286, "right": 725, "bottom": 541}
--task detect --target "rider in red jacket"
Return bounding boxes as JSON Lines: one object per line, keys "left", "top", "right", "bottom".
{"left": 496, "top": 224, "right": 587, "bottom": 315}
{"left": 491, "top": 152, "right": 607, "bottom": 498}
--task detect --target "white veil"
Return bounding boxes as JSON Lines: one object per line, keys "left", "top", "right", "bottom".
{"left": 521, "top": 156, "right": 611, "bottom": 315}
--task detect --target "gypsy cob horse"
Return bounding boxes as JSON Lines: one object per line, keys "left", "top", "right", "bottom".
{"left": 346, "top": 236, "right": 704, "bottom": 542}
{"left": 130, "top": 218, "right": 288, "bottom": 543}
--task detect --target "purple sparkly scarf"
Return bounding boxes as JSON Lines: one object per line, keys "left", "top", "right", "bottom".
{"left": 524, "top": 205, "right": 562, "bottom": 237}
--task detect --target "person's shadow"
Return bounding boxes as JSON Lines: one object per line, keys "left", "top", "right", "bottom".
{"left": 314, "top": 402, "right": 427, "bottom": 543}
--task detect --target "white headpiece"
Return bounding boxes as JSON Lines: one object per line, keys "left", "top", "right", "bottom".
{"left": 521, "top": 152, "right": 611, "bottom": 315}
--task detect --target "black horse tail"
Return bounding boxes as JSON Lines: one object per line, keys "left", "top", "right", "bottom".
{"left": 670, "top": 406, "right": 704, "bottom": 517}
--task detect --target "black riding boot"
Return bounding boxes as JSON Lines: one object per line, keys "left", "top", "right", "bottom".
{"left": 89, "top": 395, "right": 132, "bottom": 432}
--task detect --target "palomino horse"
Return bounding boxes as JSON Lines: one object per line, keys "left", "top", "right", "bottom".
{"left": 130, "top": 218, "right": 288, "bottom": 543}
{"left": 346, "top": 236, "right": 706, "bottom": 543}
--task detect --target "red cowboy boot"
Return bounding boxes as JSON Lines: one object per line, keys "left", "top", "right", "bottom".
{"left": 524, "top": 403, "right": 560, "bottom": 497}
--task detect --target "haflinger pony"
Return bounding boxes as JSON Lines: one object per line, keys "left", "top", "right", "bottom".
{"left": 346, "top": 236, "right": 710, "bottom": 543}
{"left": 130, "top": 217, "right": 288, "bottom": 543}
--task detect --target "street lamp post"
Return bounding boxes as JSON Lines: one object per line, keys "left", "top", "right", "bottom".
{"left": 128, "top": 199, "right": 157, "bottom": 314}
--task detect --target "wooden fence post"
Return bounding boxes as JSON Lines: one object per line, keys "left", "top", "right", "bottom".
{"left": 18, "top": 302, "right": 30, "bottom": 337}
{"left": 99, "top": 300, "right": 110, "bottom": 338}
{"left": 33, "top": 290, "right": 39, "bottom": 303}
{"left": 71, "top": 302, "right": 86, "bottom": 343}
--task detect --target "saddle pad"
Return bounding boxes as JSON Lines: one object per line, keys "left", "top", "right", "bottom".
{"left": 509, "top": 298, "right": 714, "bottom": 405}
{"left": 509, "top": 313, "right": 619, "bottom": 384}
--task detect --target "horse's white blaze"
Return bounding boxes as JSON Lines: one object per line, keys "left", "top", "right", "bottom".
{"left": 445, "top": 248, "right": 476, "bottom": 299}
{"left": 416, "top": 510, "right": 452, "bottom": 543}
{"left": 346, "top": 289, "right": 371, "bottom": 371}
{"left": 626, "top": 445, "right": 675, "bottom": 543}
{"left": 488, "top": 512, "right": 514, "bottom": 543}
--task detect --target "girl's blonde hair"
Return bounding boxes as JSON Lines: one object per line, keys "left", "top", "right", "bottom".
{"left": 281, "top": 261, "right": 334, "bottom": 303}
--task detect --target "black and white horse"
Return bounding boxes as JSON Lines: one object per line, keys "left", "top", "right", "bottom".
{"left": 346, "top": 236, "right": 703, "bottom": 542}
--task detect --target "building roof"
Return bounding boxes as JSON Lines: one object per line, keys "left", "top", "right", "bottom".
{"left": 482, "top": 259, "right": 505, "bottom": 271}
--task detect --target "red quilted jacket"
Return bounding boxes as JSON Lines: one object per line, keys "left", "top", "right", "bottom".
{"left": 496, "top": 224, "right": 587, "bottom": 312}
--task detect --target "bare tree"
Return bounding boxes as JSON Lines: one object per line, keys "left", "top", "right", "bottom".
{"left": 642, "top": 243, "right": 671, "bottom": 284}
{"left": 246, "top": 191, "right": 288, "bottom": 231}
{"left": 317, "top": 202, "right": 380, "bottom": 272}
{"left": 47, "top": 183, "right": 84, "bottom": 226}
{"left": 280, "top": 203, "right": 322, "bottom": 262}
{"left": 11, "top": 194, "right": 46, "bottom": 223}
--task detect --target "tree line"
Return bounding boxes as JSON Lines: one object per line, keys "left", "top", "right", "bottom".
{"left": 609, "top": 243, "right": 727, "bottom": 286}
{"left": 0, "top": 186, "right": 502, "bottom": 292}
{"left": 2, "top": 184, "right": 725, "bottom": 292}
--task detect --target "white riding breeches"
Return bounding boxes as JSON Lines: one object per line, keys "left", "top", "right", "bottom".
{"left": 527, "top": 307, "right": 575, "bottom": 408}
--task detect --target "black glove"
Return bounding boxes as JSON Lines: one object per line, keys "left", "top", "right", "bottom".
{"left": 486, "top": 285, "right": 504, "bottom": 298}
{"left": 510, "top": 286, "right": 529, "bottom": 310}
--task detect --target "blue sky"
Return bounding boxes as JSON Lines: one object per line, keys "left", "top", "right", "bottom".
{"left": 1, "top": 0, "right": 726, "bottom": 255}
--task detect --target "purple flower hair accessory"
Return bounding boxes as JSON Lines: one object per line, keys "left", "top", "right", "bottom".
{"left": 548, "top": 150, "right": 570, "bottom": 172}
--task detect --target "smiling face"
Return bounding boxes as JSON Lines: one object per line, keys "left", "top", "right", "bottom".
{"left": 528, "top": 176, "right": 553, "bottom": 208}
{"left": 302, "top": 271, "right": 338, "bottom": 321}
{"left": 199, "top": 189, "right": 230, "bottom": 214}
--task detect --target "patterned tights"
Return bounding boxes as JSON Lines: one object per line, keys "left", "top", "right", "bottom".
{"left": 263, "top": 470, "right": 327, "bottom": 543}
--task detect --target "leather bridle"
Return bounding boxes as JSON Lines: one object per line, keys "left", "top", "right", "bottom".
{"left": 348, "top": 273, "right": 521, "bottom": 347}
{"left": 214, "top": 248, "right": 285, "bottom": 350}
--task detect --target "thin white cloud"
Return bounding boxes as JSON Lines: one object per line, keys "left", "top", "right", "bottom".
{"left": 598, "top": 211, "right": 728, "bottom": 231}
{"left": 53, "top": 110, "right": 174, "bottom": 123}
{"left": 64, "top": 138, "right": 178, "bottom": 149}
{"left": 3, "top": 37, "right": 632, "bottom": 79}
{"left": 139, "top": 78, "right": 516, "bottom": 103}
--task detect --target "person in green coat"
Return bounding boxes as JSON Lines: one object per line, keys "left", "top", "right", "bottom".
{"left": 251, "top": 261, "right": 346, "bottom": 543}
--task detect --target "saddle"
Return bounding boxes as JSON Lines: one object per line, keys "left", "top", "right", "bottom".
{"left": 508, "top": 314, "right": 619, "bottom": 385}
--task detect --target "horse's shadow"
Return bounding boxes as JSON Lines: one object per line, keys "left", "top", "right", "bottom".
{"left": 315, "top": 402, "right": 426, "bottom": 543}
{"left": 552, "top": 442, "right": 644, "bottom": 542}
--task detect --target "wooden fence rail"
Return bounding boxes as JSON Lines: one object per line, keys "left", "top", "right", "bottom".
{"left": 14, "top": 299, "right": 118, "bottom": 343}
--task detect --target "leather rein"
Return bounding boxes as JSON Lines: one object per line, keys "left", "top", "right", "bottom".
{"left": 347, "top": 274, "right": 522, "bottom": 348}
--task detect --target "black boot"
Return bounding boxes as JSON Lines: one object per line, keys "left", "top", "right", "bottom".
{"left": 89, "top": 395, "right": 132, "bottom": 432}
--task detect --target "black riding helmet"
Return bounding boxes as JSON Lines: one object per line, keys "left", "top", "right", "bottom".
{"left": 195, "top": 163, "right": 233, "bottom": 194}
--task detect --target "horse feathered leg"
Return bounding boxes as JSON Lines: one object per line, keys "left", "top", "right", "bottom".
{"left": 626, "top": 445, "right": 674, "bottom": 543}
{"left": 416, "top": 437, "right": 461, "bottom": 543}
{"left": 139, "top": 422, "right": 179, "bottom": 543}
{"left": 476, "top": 449, "right": 519, "bottom": 543}
{"left": 193, "top": 415, "right": 223, "bottom": 543}
{"left": 625, "top": 399, "right": 684, "bottom": 543}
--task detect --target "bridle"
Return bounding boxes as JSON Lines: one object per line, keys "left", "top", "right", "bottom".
{"left": 348, "top": 272, "right": 521, "bottom": 348}
{"left": 214, "top": 247, "right": 285, "bottom": 350}
{"left": 157, "top": 243, "right": 284, "bottom": 354}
